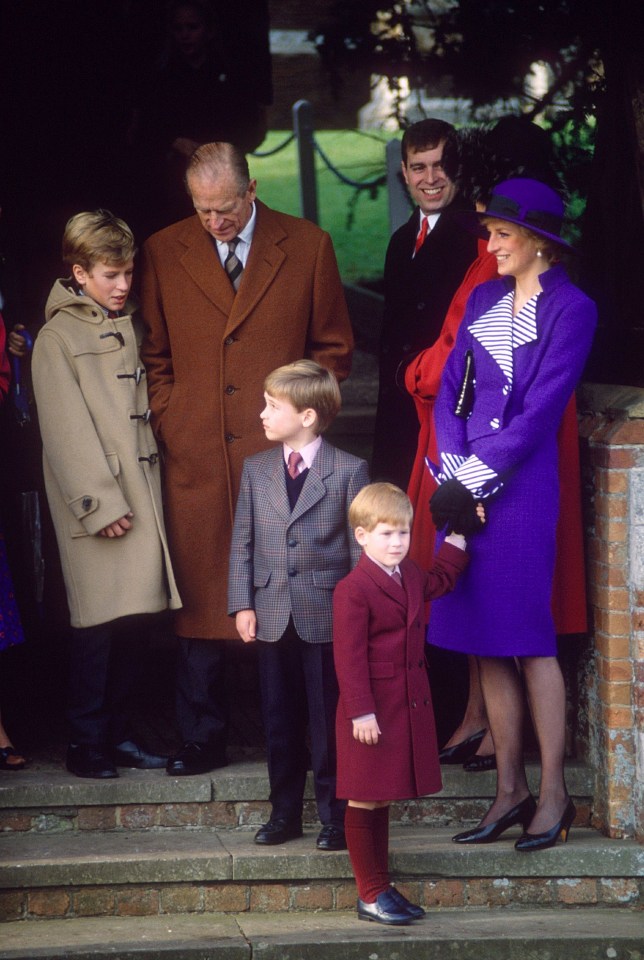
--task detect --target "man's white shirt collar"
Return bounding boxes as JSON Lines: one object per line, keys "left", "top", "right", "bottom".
{"left": 215, "top": 202, "right": 256, "bottom": 267}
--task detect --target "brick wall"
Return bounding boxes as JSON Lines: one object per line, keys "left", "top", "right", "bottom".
{"left": 579, "top": 384, "right": 644, "bottom": 840}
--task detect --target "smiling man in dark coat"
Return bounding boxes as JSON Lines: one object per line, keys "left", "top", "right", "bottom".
{"left": 371, "top": 119, "right": 477, "bottom": 488}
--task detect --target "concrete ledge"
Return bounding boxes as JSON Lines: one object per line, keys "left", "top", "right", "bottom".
{"left": 1, "top": 826, "right": 641, "bottom": 890}
{"left": 0, "top": 909, "right": 642, "bottom": 960}
{"left": 0, "top": 760, "right": 594, "bottom": 810}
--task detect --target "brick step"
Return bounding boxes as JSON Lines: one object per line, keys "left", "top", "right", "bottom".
{"left": 0, "top": 908, "right": 642, "bottom": 960}
{"left": 1, "top": 824, "right": 641, "bottom": 922}
{"left": 0, "top": 759, "right": 594, "bottom": 833}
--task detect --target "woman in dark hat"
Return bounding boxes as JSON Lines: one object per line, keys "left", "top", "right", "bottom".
{"left": 428, "top": 178, "right": 597, "bottom": 851}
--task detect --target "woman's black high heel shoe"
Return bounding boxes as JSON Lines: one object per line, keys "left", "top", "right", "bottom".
{"left": 514, "top": 799, "right": 576, "bottom": 852}
{"left": 452, "top": 794, "right": 536, "bottom": 844}
{"left": 439, "top": 729, "right": 486, "bottom": 764}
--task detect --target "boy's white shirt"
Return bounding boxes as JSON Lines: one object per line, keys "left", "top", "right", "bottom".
{"left": 283, "top": 435, "right": 322, "bottom": 471}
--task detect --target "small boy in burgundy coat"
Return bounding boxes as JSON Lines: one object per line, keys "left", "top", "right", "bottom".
{"left": 333, "top": 483, "right": 476, "bottom": 925}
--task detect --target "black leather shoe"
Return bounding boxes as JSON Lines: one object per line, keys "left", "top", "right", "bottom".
{"left": 438, "top": 729, "right": 486, "bottom": 764}
{"left": 166, "top": 741, "right": 227, "bottom": 776}
{"left": 66, "top": 744, "right": 118, "bottom": 779}
{"left": 357, "top": 890, "right": 413, "bottom": 925}
{"left": 388, "top": 886, "right": 425, "bottom": 919}
{"left": 463, "top": 753, "right": 497, "bottom": 772}
{"left": 254, "top": 818, "right": 303, "bottom": 845}
{"left": 316, "top": 824, "right": 347, "bottom": 850}
{"left": 515, "top": 799, "right": 576, "bottom": 852}
{"left": 452, "top": 794, "right": 536, "bottom": 844}
{"left": 112, "top": 740, "right": 167, "bottom": 769}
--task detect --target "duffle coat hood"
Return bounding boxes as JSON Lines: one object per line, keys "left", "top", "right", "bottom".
{"left": 32, "top": 279, "right": 181, "bottom": 628}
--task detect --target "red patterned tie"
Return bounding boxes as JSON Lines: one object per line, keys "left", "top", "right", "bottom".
{"left": 287, "top": 451, "right": 303, "bottom": 479}
{"left": 414, "top": 216, "right": 428, "bottom": 256}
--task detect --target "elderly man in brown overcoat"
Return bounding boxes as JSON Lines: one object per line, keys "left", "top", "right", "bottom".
{"left": 140, "top": 142, "right": 353, "bottom": 775}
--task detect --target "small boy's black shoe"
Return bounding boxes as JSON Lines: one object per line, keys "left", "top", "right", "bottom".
{"left": 254, "top": 818, "right": 303, "bottom": 845}
{"left": 357, "top": 890, "right": 412, "bottom": 925}
{"left": 112, "top": 740, "right": 167, "bottom": 769}
{"left": 66, "top": 744, "right": 118, "bottom": 779}
{"left": 388, "top": 886, "right": 425, "bottom": 918}
{"left": 316, "top": 824, "right": 347, "bottom": 850}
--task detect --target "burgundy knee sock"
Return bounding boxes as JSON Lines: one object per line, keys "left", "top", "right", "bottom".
{"left": 345, "top": 805, "right": 390, "bottom": 903}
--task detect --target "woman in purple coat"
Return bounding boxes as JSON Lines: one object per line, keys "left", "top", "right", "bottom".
{"left": 428, "top": 179, "right": 597, "bottom": 851}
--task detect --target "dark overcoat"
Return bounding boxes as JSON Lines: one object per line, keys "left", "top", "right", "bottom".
{"left": 371, "top": 202, "right": 477, "bottom": 487}
{"left": 140, "top": 201, "right": 353, "bottom": 639}
{"left": 333, "top": 545, "right": 468, "bottom": 802}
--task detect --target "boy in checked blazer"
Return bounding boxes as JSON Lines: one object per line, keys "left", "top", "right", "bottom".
{"left": 228, "top": 360, "right": 369, "bottom": 850}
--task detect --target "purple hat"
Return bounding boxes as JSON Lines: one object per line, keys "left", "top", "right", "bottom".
{"left": 460, "top": 177, "right": 574, "bottom": 251}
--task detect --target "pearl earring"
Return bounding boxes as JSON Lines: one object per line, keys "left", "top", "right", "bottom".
{"left": 536, "top": 249, "right": 543, "bottom": 258}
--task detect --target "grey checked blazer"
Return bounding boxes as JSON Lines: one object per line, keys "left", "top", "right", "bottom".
{"left": 228, "top": 439, "right": 369, "bottom": 643}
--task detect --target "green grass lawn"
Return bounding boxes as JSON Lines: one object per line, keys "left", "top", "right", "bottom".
{"left": 250, "top": 130, "right": 400, "bottom": 285}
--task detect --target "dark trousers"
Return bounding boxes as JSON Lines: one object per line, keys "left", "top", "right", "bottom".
{"left": 257, "top": 620, "right": 345, "bottom": 827}
{"left": 175, "top": 637, "right": 228, "bottom": 749}
{"left": 67, "top": 617, "right": 144, "bottom": 746}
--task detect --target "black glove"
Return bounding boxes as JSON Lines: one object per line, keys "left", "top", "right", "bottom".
{"left": 430, "top": 478, "right": 484, "bottom": 536}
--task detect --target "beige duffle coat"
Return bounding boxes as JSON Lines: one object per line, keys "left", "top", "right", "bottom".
{"left": 32, "top": 280, "right": 181, "bottom": 628}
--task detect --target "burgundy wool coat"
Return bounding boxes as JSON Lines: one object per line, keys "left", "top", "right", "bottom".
{"left": 333, "top": 544, "right": 468, "bottom": 802}
{"left": 140, "top": 201, "right": 353, "bottom": 639}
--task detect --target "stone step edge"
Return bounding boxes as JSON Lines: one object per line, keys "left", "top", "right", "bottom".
{"left": 0, "top": 908, "right": 642, "bottom": 960}
{"left": 1, "top": 827, "right": 641, "bottom": 890}
{"left": 0, "top": 759, "right": 594, "bottom": 810}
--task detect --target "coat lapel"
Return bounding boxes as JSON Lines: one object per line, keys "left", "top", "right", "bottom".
{"left": 289, "top": 439, "right": 333, "bottom": 524}
{"left": 358, "top": 553, "right": 407, "bottom": 610}
{"left": 176, "top": 218, "right": 236, "bottom": 317}
{"left": 262, "top": 448, "right": 292, "bottom": 522}
{"left": 223, "top": 201, "right": 288, "bottom": 337}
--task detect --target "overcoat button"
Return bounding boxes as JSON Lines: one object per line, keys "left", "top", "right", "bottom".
{"left": 225, "top": 433, "right": 235, "bottom": 443}
{"left": 224, "top": 336, "right": 235, "bottom": 345}
{"left": 417, "top": 302, "right": 425, "bottom": 310}
{"left": 418, "top": 660, "right": 424, "bottom": 668}
{"left": 288, "top": 539, "right": 297, "bottom": 547}
{"left": 224, "top": 385, "right": 236, "bottom": 395}
{"left": 411, "top": 700, "right": 417, "bottom": 709}
{"left": 82, "top": 497, "right": 92, "bottom": 511}
{"left": 288, "top": 568, "right": 296, "bottom": 577}
{"left": 424, "top": 698, "right": 429, "bottom": 706}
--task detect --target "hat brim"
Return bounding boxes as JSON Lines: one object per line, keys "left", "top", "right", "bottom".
{"left": 455, "top": 209, "right": 576, "bottom": 253}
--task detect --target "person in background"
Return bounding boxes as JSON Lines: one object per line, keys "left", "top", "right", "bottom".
{"left": 371, "top": 119, "right": 477, "bottom": 489}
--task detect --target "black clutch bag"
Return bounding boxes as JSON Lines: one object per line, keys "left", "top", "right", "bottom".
{"left": 454, "top": 349, "right": 475, "bottom": 419}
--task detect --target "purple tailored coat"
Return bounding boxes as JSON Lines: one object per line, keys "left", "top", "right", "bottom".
{"left": 430, "top": 264, "right": 597, "bottom": 657}
{"left": 333, "top": 545, "right": 468, "bottom": 802}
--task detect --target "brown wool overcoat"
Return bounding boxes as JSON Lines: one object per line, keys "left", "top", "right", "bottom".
{"left": 140, "top": 201, "right": 353, "bottom": 639}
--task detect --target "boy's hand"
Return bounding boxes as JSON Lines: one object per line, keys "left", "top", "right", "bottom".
{"left": 235, "top": 609, "right": 257, "bottom": 643}
{"left": 352, "top": 715, "right": 381, "bottom": 745}
{"left": 98, "top": 513, "right": 134, "bottom": 537}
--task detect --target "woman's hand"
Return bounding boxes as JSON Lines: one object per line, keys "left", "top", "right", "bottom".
{"left": 430, "top": 479, "right": 485, "bottom": 535}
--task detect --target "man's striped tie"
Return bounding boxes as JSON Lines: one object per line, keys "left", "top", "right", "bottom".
{"left": 225, "top": 237, "right": 243, "bottom": 291}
